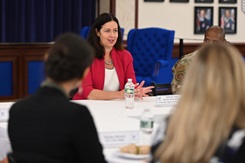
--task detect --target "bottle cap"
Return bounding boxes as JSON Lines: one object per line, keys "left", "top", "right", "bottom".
{"left": 128, "top": 78, "right": 132, "bottom": 82}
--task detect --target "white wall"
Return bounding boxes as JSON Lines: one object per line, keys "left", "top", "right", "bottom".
{"left": 99, "top": 0, "right": 110, "bottom": 14}
{"left": 137, "top": 0, "right": 245, "bottom": 43}
{"left": 138, "top": 0, "right": 245, "bottom": 42}
{"left": 116, "top": 0, "right": 136, "bottom": 40}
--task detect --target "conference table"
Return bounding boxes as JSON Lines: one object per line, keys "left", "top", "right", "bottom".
{"left": 0, "top": 96, "right": 176, "bottom": 162}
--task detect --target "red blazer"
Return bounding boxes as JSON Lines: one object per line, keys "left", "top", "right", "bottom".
{"left": 73, "top": 48, "right": 136, "bottom": 100}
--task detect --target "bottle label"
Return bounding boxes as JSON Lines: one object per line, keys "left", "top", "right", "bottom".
{"left": 140, "top": 120, "right": 153, "bottom": 129}
{"left": 125, "top": 88, "right": 134, "bottom": 94}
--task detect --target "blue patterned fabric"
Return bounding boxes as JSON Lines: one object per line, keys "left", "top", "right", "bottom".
{"left": 127, "top": 27, "right": 175, "bottom": 86}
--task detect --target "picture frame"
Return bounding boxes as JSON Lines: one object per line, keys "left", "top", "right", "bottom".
{"left": 243, "top": 0, "right": 245, "bottom": 14}
{"left": 170, "top": 0, "right": 189, "bottom": 2}
{"left": 194, "top": 7, "right": 213, "bottom": 34}
{"left": 219, "top": 0, "right": 237, "bottom": 4}
{"left": 219, "top": 7, "right": 237, "bottom": 34}
{"left": 195, "top": 0, "right": 213, "bottom": 3}
{"left": 144, "top": 0, "right": 164, "bottom": 2}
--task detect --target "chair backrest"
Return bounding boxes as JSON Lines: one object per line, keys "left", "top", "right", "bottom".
{"left": 151, "top": 82, "right": 172, "bottom": 96}
{"left": 80, "top": 26, "right": 91, "bottom": 39}
{"left": 127, "top": 27, "right": 175, "bottom": 76}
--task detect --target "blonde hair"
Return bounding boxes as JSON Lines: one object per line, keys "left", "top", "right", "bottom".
{"left": 155, "top": 43, "right": 245, "bottom": 163}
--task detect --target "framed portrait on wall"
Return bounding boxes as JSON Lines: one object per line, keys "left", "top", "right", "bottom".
{"left": 219, "top": 0, "right": 237, "bottom": 4}
{"left": 195, "top": 0, "right": 213, "bottom": 3}
{"left": 170, "top": 0, "right": 189, "bottom": 2}
{"left": 194, "top": 7, "right": 213, "bottom": 34}
{"left": 219, "top": 7, "right": 237, "bottom": 34}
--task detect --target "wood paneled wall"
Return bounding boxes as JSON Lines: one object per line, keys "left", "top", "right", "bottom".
{"left": 0, "top": 43, "right": 52, "bottom": 101}
{"left": 172, "top": 43, "right": 245, "bottom": 59}
{"left": 0, "top": 42, "right": 244, "bottom": 101}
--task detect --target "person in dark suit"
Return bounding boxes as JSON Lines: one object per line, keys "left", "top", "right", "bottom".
{"left": 8, "top": 33, "right": 107, "bottom": 163}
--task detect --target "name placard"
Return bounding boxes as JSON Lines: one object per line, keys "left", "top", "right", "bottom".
{"left": 156, "top": 95, "right": 180, "bottom": 106}
{"left": 99, "top": 131, "right": 139, "bottom": 148}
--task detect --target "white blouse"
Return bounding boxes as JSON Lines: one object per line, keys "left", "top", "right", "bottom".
{"left": 103, "top": 68, "right": 120, "bottom": 91}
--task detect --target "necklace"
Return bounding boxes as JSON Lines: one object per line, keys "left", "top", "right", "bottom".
{"left": 105, "top": 60, "right": 114, "bottom": 65}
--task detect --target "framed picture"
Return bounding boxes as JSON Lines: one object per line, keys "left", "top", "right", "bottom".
{"left": 195, "top": 0, "right": 213, "bottom": 3}
{"left": 243, "top": 1, "right": 245, "bottom": 14}
{"left": 170, "top": 0, "right": 189, "bottom": 2}
{"left": 194, "top": 7, "right": 213, "bottom": 34}
{"left": 219, "top": 7, "right": 237, "bottom": 34}
{"left": 144, "top": 0, "right": 164, "bottom": 2}
{"left": 219, "top": 0, "right": 237, "bottom": 4}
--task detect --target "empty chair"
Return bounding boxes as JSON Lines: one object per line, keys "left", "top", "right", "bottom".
{"left": 127, "top": 27, "right": 175, "bottom": 86}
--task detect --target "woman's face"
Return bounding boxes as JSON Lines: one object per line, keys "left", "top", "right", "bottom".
{"left": 96, "top": 20, "right": 118, "bottom": 50}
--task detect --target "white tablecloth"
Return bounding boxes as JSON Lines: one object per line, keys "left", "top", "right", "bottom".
{"left": 74, "top": 97, "right": 173, "bottom": 162}
{"left": 0, "top": 123, "right": 10, "bottom": 160}
{"left": 0, "top": 96, "right": 173, "bottom": 162}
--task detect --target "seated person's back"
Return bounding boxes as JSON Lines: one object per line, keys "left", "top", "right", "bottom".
{"left": 8, "top": 33, "right": 107, "bottom": 163}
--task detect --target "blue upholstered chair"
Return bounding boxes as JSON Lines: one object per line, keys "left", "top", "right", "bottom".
{"left": 80, "top": 26, "right": 125, "bottom": 39}
{"left": 127, "top": 27, "right": 175, "bottom": 86}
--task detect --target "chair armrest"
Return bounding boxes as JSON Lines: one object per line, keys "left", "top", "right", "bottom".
{"left": 153, "top": 59, "right": 169, "bottom": 76}
{"left": 155, "top": 59, "right": 169, "bottom": 68}
{"left": 151, "top": 82, "right": 172, "bottom": 96}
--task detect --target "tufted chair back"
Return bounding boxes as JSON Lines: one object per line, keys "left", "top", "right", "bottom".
{"left": 127, "top": 27, "right": 175, "bottom": 86}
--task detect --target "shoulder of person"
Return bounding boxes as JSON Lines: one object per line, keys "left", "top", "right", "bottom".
{"left": 175, "top": 51, "right": 198, "bottom": 67}
{"left": 181, "top": 51, "right": 197, "bottom": 60}
{"left": 9, "top": 96, "right": 33, "bottom": 113}
{"left": 212, "top": 127, "right": 245, "bottom": 162}
{"left": 226, "top": 128, "right": 245, "bottom": 150}
{"left": 69, "top": 102, "right": 90, "bottom": 114}
{"left": 67, "top": 102, "right": 95, "bottom": 122}
{"left": 113, "top": 48, "right": 131, "bottom": 55}
{"left": 112, "top": 48, "right": 133, "bottom": 60}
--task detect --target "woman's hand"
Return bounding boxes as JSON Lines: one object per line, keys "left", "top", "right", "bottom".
{"left": 134, "top": 81, "right": 154, "bottom": 99}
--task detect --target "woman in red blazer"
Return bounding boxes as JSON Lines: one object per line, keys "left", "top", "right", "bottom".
{"left": 73, "top": 13, "right": 153, "bottom": 100}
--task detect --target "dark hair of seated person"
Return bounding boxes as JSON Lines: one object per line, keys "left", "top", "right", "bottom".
{"left": 45, "top": 33, "right": 94, "bottom": 82}
{"left": 8, "top": 33, "right": 107, "bottom": 163}
{"left": 88, "top": 13, "right": 123, "bottom": 59}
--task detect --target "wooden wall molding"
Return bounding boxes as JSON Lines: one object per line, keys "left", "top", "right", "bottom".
{"left": 0, "top": 43, "right": 52, "bottom": 101}
{"left": 172, "top": 43, "right": 245, "bottom": 58}
{"left": 23, "top": 55, "right": 46, "bottom": 97}
{"left": 0, "top": 42, "right": 244, "bottom": 101}
{"left": 0, "top": 56, "right": 18, "bottom": 100}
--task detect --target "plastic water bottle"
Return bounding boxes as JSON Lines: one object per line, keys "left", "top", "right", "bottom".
{"left": 124, "top": 78, "right": 135, "bottom": 109}
{"left": 140, "top": 108, "right": 154, "bottom": 145}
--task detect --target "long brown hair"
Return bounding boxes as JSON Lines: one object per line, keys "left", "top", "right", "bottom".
{"left": 155, "top": 43, "right": 245, "bottom": 163}
{"left": 88, "top": 13, "right": 123, "bottom": 59}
